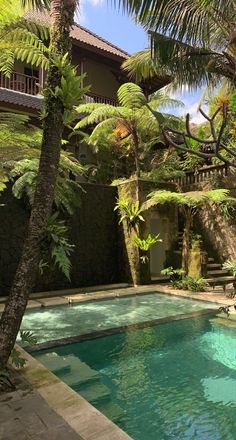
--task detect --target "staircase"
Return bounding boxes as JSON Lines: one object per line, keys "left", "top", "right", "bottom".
{"left": 175, "top": 232, "right": 235, "bottom": 288}
{"left": 37, "top": 352, "right": 124, "bottom": 424}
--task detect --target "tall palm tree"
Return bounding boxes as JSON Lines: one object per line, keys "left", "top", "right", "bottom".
{"left": 0, "top": 0, "right": 78, "bottom": 369}
{"left": 75, "top": 82, "right": 183, "bottom": 177}
{"left": 120, "top": 0, "right": 236, "bottom": 90}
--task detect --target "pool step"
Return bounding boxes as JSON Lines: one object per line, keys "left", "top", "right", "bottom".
{"left": 78, "top": 382, "right": 111, "bottom": 404}
{"left": 37, "top": 353, "right": 100, "bottom": 385}
{"left": 210, "top": 317, "right": 236, "bottom": 329}
{"left": 98, "top": 400, "right": 124, "bottom": 423}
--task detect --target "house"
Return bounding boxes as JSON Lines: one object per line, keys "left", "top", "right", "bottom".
{"left": 0, "top": 9, "right": 170, "bottom": 161}
{"left": 0, "top": 9, "right": 170, "bottom": 115}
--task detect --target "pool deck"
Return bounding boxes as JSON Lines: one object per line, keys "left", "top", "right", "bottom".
{"left": 1, "top": 282, "right": 236, "bottom": 440}
{"left": 0, "top": 282, "right": 235, "bottom": 314}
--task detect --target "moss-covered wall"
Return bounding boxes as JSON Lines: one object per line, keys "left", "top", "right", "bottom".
{"left": 116, "top": 179, "right": 178, "bottom": 284}
{"left": 175, "top": 169, "right": 236, "bottom": 263}
{"left": 0, "top": 183, "right": 124, "bottom": 296}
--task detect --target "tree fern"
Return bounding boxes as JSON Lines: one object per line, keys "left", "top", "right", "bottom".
{"left": 117, "top": 82, "right": 146, "bottom": 109}
{"left": 75, "top": 82, "right": 183, "bottom": 177}
{"left": 0, "top": 0, "right": 49, "bottom": 77}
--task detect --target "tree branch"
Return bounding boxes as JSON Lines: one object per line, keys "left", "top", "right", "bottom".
{"left": 164, "top": 104, "right": 236, "bottom": 169}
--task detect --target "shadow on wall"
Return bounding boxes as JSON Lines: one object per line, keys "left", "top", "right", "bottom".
{"left": 0, "top": 183, "right": 128, "bottom": 296}
{"left": 197, "top": 204, "right": 236, "bottom": 262}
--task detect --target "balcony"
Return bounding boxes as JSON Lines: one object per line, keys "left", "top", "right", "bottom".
{"left": 0, "top": 71, "right": 118, "bottom": 107}
{"left": 0, "top": 71, "right": 39, "bottom": 95}
{"left": 85, "top": 92, "right": 118, "bottom": 106}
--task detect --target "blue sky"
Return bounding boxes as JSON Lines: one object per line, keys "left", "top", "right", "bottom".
{"left": 78, "top": 1, "right": 204, "bottom": 123}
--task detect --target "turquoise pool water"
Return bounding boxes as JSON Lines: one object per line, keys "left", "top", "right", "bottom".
{"left": 21, "top": 292, "right": 216, "bottom": 343}
{"left": 35, "top": 316, "right": 236, "bottom": 440}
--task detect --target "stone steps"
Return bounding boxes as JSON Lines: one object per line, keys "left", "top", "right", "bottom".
{"left": 207, "top": 269, "right": 230, "bottom": 277}
{"left": 207, "top": 263, "right": 222, "bottom": 269}
{"left": 205, "top": 275, "right": 235, "bottom": 286}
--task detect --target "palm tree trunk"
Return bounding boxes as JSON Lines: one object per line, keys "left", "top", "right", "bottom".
{"left": 132, "top": 129, "right": 140, "bottom": 178}
{"left": 182, "top": 208, "right": 192, "bottom": 274}
{"left": 0, "top": 0, "right": 77, "bottom": 369}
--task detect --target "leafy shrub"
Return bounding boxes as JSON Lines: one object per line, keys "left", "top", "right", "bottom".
{"left": 114, "top": 198, "right": 144, "bottom": 231}
{"left": 182, "top": 276, "right": 209, "bottom": 292}
{"left": 133, "top": 233, "right": 162, "bottom": 263}
{"left": 161, "top": 266, "right": 185, "bottom": 283}
{"left": 223, "top": 260, "right": 236, "bottom": 277}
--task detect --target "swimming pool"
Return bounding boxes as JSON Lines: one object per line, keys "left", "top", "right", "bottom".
{"left": 21, "top": 292, "right": 217, "bottom": 344}
{"left": 35, "top": 315, "right": 236, "bottom": 440}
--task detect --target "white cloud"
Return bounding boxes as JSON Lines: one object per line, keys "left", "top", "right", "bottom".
{"left": 77, "top": 0, "right": 104, "bottom": 25}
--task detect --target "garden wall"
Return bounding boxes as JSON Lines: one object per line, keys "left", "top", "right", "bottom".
{"left": 0, "top": 183, "right": 126, "bottom": 296}
{"left": 176, "top": 167, "right": 236, "bottom": 262}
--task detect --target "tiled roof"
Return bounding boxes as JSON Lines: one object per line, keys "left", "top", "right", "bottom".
{"left": 24, "top": 10, "right": 129, "bottom": 61}
{"left": 0, "top": 88, "right": 42, "bottom": 110}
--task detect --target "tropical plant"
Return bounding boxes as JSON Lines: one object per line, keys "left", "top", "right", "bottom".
{"left": 10, "top": 330, "right": 37, "bottom": 369}
{"left": 161, "top": 267, "right": 185, "bottom": 286}
{"left": 223, "top": 260, "right": 236, "bottom": 278}
{"left": 143, "top": 189, "right": 236, "bottom": 274}
{"left": 121, "top": 1, "right": 236, "bottom": 90}
{"left": 0, "top": 0, "right": 49, "bottom": 77}
{"left": 182, "top": 276, "right": 209, "bottom": 292}
{"left": 114, "top": 198, "right": 144, "bottom": 232}
{"left": 133, "top": 233, "right": 162, "bottom": 263}
{"left": 0, "top": 0, "right": 80, "bottom": 371}
{"left": 7, "top": 153, "right": 83, "bottom": 215}
{"left": 75, "top": 82, "right": 183, "bottom": 177}
{"left": 42, "top": 212, "right": 74, "bottom": 280}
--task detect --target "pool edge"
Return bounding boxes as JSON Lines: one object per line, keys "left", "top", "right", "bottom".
{"left": 28, "top": 308, "right": 217, "bottom": 353}
{"left": 15, "top": 345, "right": 133, "bottom": 440}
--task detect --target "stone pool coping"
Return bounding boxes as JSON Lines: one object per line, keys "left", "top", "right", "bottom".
{"left": 1, "top": 282, "right": 233, "bottom": 314}
{"left": 28, "top": 307, "right": 217, "bottom": 353}
{"left": 16, "top": 345, "right": 133, "bottom": 440}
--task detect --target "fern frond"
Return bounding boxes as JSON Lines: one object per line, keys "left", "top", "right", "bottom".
{"left": 117, "top": 82, "right": 147, "bottom": 109}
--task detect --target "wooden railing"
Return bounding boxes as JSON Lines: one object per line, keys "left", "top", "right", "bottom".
{"left": 85, "top": 92, "right": 118, "bottom": 106}
{"left": 0, "top": 72, "right": 118, "bottom": 106}
{"left": 0, "top": 71, "right": 38, "bottom": 95}
{"left": 170, "top": 164, "right": 228, "bottom": 187}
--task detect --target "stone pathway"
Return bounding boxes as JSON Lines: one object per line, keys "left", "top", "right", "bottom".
{"left": 0, "top": 371, "right": 82, "bottom": 440}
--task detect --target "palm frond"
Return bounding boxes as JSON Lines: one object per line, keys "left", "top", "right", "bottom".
{"left": 122, "top": 49, "right": 171, "bottom": 83}
{"left": 21, "top": 0, "right": 50, "bottom": 9}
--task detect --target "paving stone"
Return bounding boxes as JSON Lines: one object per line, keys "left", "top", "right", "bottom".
{"left": 37, "top": 297, "right": 68, "bottom": 307}
{"left": 0, "top": 403, "right": 11, "bottom": 422}
{"left": 19, "top": 412, "right": 48, "bottom": 436}
{"left": 26, "top": 300, "right": 41, "bottom": 309}
{"left": 0, "top": 418, "right": 25, "bottom": 438}
{"left": 31, "top": 425, "right": 82, "bottom": 440}
{"left": 1, "top": 430, "right": 31, "bottom": 440}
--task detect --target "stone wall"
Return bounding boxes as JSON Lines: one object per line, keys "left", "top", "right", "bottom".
{"left": 176, "top": 168, "right": 236, "bottom": 262}
{"left": 0, "top": 183, "right": 124, "bottom": 296}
